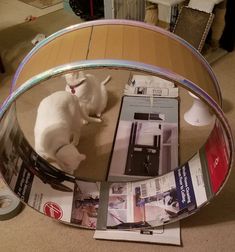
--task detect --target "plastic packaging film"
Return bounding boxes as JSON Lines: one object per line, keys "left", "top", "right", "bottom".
{"left": 0, "top": 20, "right": 233, "bottom": 230}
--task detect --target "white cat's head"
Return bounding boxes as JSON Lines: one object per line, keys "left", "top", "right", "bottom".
{"left": 64, "top": 72, "right": 86, "bottom": 86}
{"left": 64, "top": 72, "right": 86, "bottom": 95}
{"left": 55, "top": 143, "right": 86, "bottom": 174}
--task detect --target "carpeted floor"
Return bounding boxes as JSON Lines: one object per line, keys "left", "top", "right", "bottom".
{"left": 19, "top": 0, "right": 63, "bottom": 9}
{"left": 0, "top": 9, "right": 235, "bottom": 252}
{"left": 0, "top": 9, "right": 80, "bottom": 104}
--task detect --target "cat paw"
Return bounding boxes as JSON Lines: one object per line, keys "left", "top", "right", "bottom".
{"left": 91, "top": 117, "right": 102, "bottom": 123}
{"left": 73, "top": 140, "right": 79, "bottom": 146}
{"left": 79, "top": 153, "right": 86, "bottom": 160}
{"left": 82, "top": 119, "right": 88, "bottom": 125}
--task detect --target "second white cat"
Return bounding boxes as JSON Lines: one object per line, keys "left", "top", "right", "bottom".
{"left": 65, "top": 71, "right": 111, "bottom": 124}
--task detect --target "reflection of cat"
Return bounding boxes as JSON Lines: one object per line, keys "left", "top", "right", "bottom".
{"left": 65, "top": 71, "right": 111, "bottom": 124}
{"left": 34, "top": 91, "right": 99, "bottom": 174}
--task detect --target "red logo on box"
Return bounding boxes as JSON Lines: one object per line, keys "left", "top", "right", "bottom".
{"left": 205, "top": 124, "right": 229, "bottom": 193}
{"left": 43, "top": 202, "right": 63, "bottom": 220}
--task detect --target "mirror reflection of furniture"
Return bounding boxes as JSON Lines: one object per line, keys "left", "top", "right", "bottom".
{"left": 145, "top": 0, "right": 186, "bottom": 29}
{"left": 184, "top": 92, "right": 214, "bottom": 126}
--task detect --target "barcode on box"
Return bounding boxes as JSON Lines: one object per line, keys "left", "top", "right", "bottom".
{"left": 140, "top": 184, "right": 148, "bottom": 198}
{"left": 196, "top": 175, "right": 203, "bottom": 186}
{"left": 155, "top": 179, "right": 160, "bottom": 192}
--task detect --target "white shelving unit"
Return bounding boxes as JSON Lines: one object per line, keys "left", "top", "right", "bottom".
{"left": 104, "top": 0, "right": 145, "bottom": 21}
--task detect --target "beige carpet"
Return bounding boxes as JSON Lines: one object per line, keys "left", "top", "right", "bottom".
{"left": 19, "top": 0, "right": 63, "bottom": 9}
{"left": 0, "top": 9, "right": 80, "bottom": 105}
{"left": 0, "top": 9, "right": 235, "bottom": 252}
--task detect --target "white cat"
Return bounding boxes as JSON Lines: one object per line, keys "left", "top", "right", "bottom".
{"left": 65, "top": 71, "right": 111, "bottom": 124}
{"left": 34, "top": 91, "right": 100, "bottom": 174}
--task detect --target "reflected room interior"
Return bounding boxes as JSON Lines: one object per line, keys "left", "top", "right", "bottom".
{"left": 15, "top": 68, "right": 215, "bottom": 182}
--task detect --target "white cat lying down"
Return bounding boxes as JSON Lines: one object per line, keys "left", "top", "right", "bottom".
{"left": 34, "top": 91, "right": 100, "bottom": 174}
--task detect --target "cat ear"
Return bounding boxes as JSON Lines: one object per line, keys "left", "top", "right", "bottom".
{"left": 78, "top": 71, "right": 85, "bottom": 79}
{"left": 64, "top": 73, "right": 73, "bottom": 84}
{"left": 77, "top": 77, "right": 86, "bottom": 85}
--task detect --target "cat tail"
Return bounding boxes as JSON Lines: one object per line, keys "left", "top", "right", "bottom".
{"left": 101, "top": 75, "right": 111, "bottom": 86}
